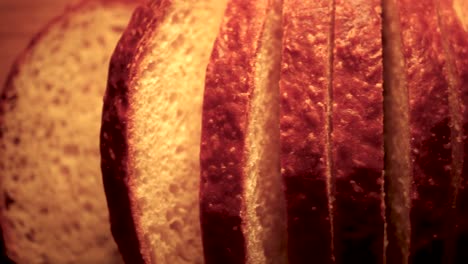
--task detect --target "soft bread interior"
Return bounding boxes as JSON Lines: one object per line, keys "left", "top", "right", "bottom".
{"left": 454, "top": 0, "right": 468, "bottom": 30}
{"left": 0, "top": 3, "right": 132, "bottom": 263}
{"left": 127, "top": 1, "right": 226, "bottom": 263}
{"left": 244, "top": 0, "right": 286, "bottom": 263}
{"left": 382, "top": 0, "right": 411, "bottom": 262}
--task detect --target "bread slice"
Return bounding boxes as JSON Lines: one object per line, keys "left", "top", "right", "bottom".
{"left": 438, "top": 0, "right": 468, "bottom": 262}
{"left": 331, "top": 0, "right": 384, "bottom": 263}
{"left": 100, "top": 0, "right": 228, "bottom": 263}
{"left": 199, "top": 0, "right": 286, "bottom": 263}
{"left": 279, "top": 0, "right": 334, "bottom": 263}
{"left": 0, "top": 0, "right": 137, "bottom": 263}
{"left": 383, "top": 0, "right": 460, "bottom": 263}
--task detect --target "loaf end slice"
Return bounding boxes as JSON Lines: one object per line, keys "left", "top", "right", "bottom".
{"left": 0, "top": 0, "right": 136, "bottom": 263}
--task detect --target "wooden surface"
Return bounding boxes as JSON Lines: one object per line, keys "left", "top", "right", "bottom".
{"left": 0, "top": 0, "right": 75, "bottom": 87}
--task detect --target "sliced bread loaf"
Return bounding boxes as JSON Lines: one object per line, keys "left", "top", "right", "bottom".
{"left": 0, "top": 0, "right": 137, "bottom": 263}
{"left": 100, "top": 0, "right": 227, "bottom": 263}
{"left": 200, "top": 0, "right": 286, "bottom": 263}
{"left": 281, "top": 0, "right": 384, "bottom": 263}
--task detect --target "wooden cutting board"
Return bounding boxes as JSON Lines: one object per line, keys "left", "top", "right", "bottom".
{"left": 0, "top": 0, "right": 74, "bottom": 87}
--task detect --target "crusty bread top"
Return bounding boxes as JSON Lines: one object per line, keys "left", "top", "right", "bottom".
{"left": 396, "top": 1, "right": 455, "bottom": 263}
{"left": 200, "top": 1, "right": 273, "bottom": 263}
{"left": 200, "top": 0, "right": 286, "bottom": 263}
{"left": 331, "top": 0, "right": 384, "bottom": 263}
{"left": 0, "top": 0, "right": 137, "bottom": 263}
{"left": 280, "top": 0, "right": 334, "bottom": 262}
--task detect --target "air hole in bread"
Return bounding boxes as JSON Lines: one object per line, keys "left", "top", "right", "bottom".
{"left": 83, "top": 39, "right": 91, "bottom": 49}
{"left": 174, "top": 146, "right": 184, "bottom": 155}
{"left": 25, "top": 229, "right": 36, "bottom": 242}
{"left": 4, "top": 192, "right": 15, "bottom": 209}
{"left": 72, "top": 53, "right": 82, "bottom": 64}
{"left": 169, "top": 220, "right": 183, "bottom": 234}
{"left": 172, "top": 35, "right": 184, "bottom": 48}
{"left": 147, "top": 62, "right": 156, "bottom": 71}
{"left": 52, "top": 97, "right": 60, "bottom": 105}
{"left": 63, "top": 224, "right": 72, "bottom": 235}
{"left": 12, "top": 174, "right": 19, "bottom": 182}
{"left": 98, "top": 36, "right": 106, "bottom": 48}
{"left": 166, "top": 210, "right": 173, "bottom": 221}
{"left": 79, "top": 20, "right": 90, "bottom": 29}
{"left": 64, "top": 144, "right": 79, "bottom": 156}
{"left": 168, "top": 92, "right": 178, "bottom": 103}
{"left": 83, "top": 202, "right": 94, "bottom": 212}
{"left": 82, "top": 85, "right": 91, "bottom": 93}
{"left": 39, "top": 207, "right": 49, "bottom": 214}
{"left": 60, "top": 165, "right": 70, "bottom": 176}
{"left": 51, "top": 44, "right": 60, "bottom": 54}
{"left": 96, "top": 235, "right": 110, "bottom": 246}
{"left": 169, "top": 184, "right": 179, "bottom": 194}
{"left": 72, "top": 221, "right": 81, "bottom": 230}
{"left": 45, "top": 83, "right": 52, "bottom": 91}
{"left": 111, "top": 25, "right": 125, "bottom": 33}
{"left": 31, "top": 68, "right": 40, "bottom": 77}
{"left": 12, "top": 137, "right": 20, "bottom": 145}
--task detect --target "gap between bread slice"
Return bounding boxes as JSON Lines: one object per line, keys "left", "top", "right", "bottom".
{"left": 244, "top": 0, "right": 286, "bottom": 263}
{"left": 382, "top": 0, "right": 411, "bottom": 262}
{"left": 126, "top": 1, "right": 227, "bottom": 263}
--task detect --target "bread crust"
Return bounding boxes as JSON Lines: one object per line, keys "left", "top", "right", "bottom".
{"left": 279, "top": 1, "right": 333, "bottom": 263}
{"left": 100, "top": 1, "right": 172, "bottom": 263}
{"left": 331, "top": 0, "right": 384, "bottom": 263}
{"left": 397, "top": 1, "right": 454, "bottom": 262}
{"left": 199, "top": 1, "right": 268, "bottom": 263}
{"left": 0, "top": 0, "right": 139, "bottom": 262}
{"left": 438, "top": 0, "right": 468, "bottom": 261}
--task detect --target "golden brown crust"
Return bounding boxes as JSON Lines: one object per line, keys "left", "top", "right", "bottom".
{"left": 438, "top": 0, "right": 468, "bottom": 262}
{"left": 280, "top": 0, "right": 333, "bottom": 263}
{"left": 331, "top": 0, "right": 384, "bottom": 263}
{"left": 199, "top": 1, "right": 268, "bottom": 263}
{"left": 100, "top": 1, "right": 171, "bottom": 263}
{"left": 396, "top": 0, "right": 454, "bottom": 262}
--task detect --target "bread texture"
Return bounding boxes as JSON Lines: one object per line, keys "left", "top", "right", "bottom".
{"left": 331, "top": 0, "right": 384, "bottom": 263}
{"left": 200, "top": 0, "right": 286, "bottom": 263}
{"left": 280, "top": 0, "right": 334, "bottom": 262}
{"left": 0, "top": 0, "right": 136, "bottom": 263}
{"left": 100, "top": 0, "right": 227, "bottom": 263}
